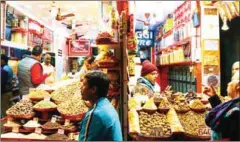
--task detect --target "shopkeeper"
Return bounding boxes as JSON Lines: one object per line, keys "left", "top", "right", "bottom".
{"left": 41, "top": 53, "right": 55, "bottom": 84}
{"left": 18, "top": 46, "right": 51, "bottom": 95}
{"left": 79, "top": 71, "right": 122, "bottom": 141}
{"left": 134, "top": 60, "right": 160, "bottom": 97}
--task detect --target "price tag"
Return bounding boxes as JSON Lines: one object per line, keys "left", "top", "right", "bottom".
{"left": 7, "top": 117, "right": 13, "bottom": 124}
{"left": 22, "top": 95, "right": 29, "bottom": 100}
{"left": 33, "top": 117, "right": 39, "bottom": 122}
{"left": 64, "top": 119, "right": 70, "bottom": 126}
{"left": 58, "top": 129, "right": 65, "bottom": 135}
{"left": 12, "top": 127, "right": 19, "bottom": 133}
{"left": 198, "top": 125, "right": 211, "bottom": 136}
{"left": 103, "top": 69, "right": 108, "bottom": 74}
{"left": 44, "top": 96, "right": 51, "bottom": 101}
{"left": 35, "top": 127, "right": 42, "bottom": 134}
{"left": 51, "top": 117, "right": 57, "bottom": 123}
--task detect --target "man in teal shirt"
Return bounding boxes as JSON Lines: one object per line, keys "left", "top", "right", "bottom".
{"left": 79, "top": 71, "right": 122, "bottom": 141}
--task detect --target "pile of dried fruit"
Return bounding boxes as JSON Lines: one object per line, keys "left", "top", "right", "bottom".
{"left": 57, "top": 96, "right": 88, "bottom": 115}
{"left": 51, "top": 82, "right": 82, "bottom": 103}
{"left": 173, "top": 95, "right": 190, "bottom": 113}
{"left": 33, "top": 100, "right": 57, "bottom": 109}
{"left": 29, "top": 90, "right": 49, "bottom": 99}
{"left": 42, "top": 122, "right": 61, "bottom": 130}
{"left": 177, "top": 111, "right": 208, "bottom": 136}
{"left": 158, "top": 98, "right": 171, "bottom": 109}
{"left": 45, "top": 133, "right": 69, "bottom": 141}
{"left": 139, "top": 111, "right": 171, "bottom": 137}
{"left": 190, "top": 99, "right": 206, "bottom": 110}
{"left": 6, "top": 100, "right": 34, "bottom": 116}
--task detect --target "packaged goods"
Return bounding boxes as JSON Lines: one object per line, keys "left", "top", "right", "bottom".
{"left": 128, "top": 110, "right": 140, "bottom": 134}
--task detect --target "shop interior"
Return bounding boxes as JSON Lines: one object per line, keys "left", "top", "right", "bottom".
{"left": 1, "top": 1, "right": 239, "bottom": 141}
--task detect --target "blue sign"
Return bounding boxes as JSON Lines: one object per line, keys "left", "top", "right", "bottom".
{"left": 136, "top": 30, "right": 154, "bottom": 47}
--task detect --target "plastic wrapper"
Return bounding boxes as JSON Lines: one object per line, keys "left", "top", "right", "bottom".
{"left": 128, "top": 109, "right": 140, "bottom": 134}
{"left": 166, "top": 108, "right": 184, "bottom": 133}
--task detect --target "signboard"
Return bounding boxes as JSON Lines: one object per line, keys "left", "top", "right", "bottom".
{"left": 136, "top": 30, "right": 154, "bottom": 47}
{"left": 68, "top": 40, "right": 91, "bottom": 56}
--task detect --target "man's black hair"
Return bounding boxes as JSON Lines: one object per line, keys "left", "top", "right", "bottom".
{"left": 84, "top": 71, "right": 110, "bottom": 98}
{"left": 1, "top": 54, "right": 8, "bottom": 64}
{"left": 31, "top": 46, "right": 43, "bottom": 56}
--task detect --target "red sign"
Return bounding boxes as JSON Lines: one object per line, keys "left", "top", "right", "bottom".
{"left": 68, "top": 39, "right": 91, "bottom": 56}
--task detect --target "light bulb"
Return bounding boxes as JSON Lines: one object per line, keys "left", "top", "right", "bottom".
{"left": 221, "top": 16, "right": 229, "bottom": 31}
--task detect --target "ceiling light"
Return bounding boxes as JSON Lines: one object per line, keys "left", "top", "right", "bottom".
{"left": 221, "top": 16, "right": 229, "bottom": 31}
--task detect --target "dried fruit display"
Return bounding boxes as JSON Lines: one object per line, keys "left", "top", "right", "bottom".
{"left": 51, "top": 81, "right": 82, "bottom": 104}
{"left": 57, "top": 96, "right": 88, "bottom": 115}
{"left": 173, "top": 94, "right": 190, "bottom": 113}
{"left": 41, "top": 122, "right": 61, "bottom": 130}
{"left": 45, "top": 133, "right": 69, "bottom": 141}
{"left": 6, "top": 100, "right": 34, "bottom": 116}
{"left": 29, "top": 89, "right": 50, "bottom": 100}
{"left": 185, "top": 90, "right": 197, "bottom": 103}
{"left": 158, "top": 97, "right": 171, "bottom": 109}
{"left": 139, "top": 111, "right": 171, "bottom": 137}
{"left": 189, "top": 99, "right": 206, "bottom": 111}
{"left": 3, "top": 121, "right": 21, "bottom": 128}
{"left": 33, "top": 100, "right": 57, "bottom": 109}
{"left": 177, "top": 111, "right": 208, "bottom": 136}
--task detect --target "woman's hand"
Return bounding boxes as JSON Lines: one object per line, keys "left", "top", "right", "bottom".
{"left": 203, "top": 85, "right": 216, "bottom": 97}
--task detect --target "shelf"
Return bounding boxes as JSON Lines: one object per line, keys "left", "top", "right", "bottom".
{"left": 162, "top": 29, "right": 173, "bottom": 38}
{"left": 108, "top": 91, "right": 120, "bottom": 96}
{"left": 98, "top": 66, "right": 121, "bottom": 70}
{"left": 97, "top": 43, "right": 120, "bottom": 49}
{"left": 158, "top": 61, "right": 195, "bottom": 67}
{"left": 1, "top": 40, "right": 30, "bottom": 50}
{"left": 156, "top": 37, "right": 191, "bottom": 55}
{"left": 11, "top": 27, "right": 28, "bottom": 33}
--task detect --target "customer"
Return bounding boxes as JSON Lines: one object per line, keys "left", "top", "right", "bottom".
{"left": 18, "top": 46, "right": 51, "bottom": 95}
{"left": 204, "top": 72, "right": 240, "bottom": 141}
{"left": 79, "top": 71, "right": 122, "bottom": 141}
{"left": 134, "top": 60, "right": 160, "bottom": 97}
{"left": 42, "top": 53, "right": 55, "bottom": 84}
{"left": 232, "top": 61, "right": 239, "bottom": 76}
{"left": 79, "top": 56, "right": 96, "bottom": 78}
{"left": 1, "top": 54, "right": 14, "bottom": 117}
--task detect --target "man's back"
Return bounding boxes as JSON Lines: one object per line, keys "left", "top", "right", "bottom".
{"left": 79, "top": 97, "right": 122, "bottom": 141}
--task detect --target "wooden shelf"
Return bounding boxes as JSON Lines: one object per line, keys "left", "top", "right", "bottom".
{"left": 158, "top": 61, "right": 195, "bottom": 67}
{"left": 97, "top": 43, "right": 120, "bottom": 49}
{"left": 156, "top": 37, "right": 191, "bottom": 55}
{"left": 162, "top": 30, "right": 173, "bottom": 38}
{"left": 98, "top": 66, "right": 121, "bottom": 70}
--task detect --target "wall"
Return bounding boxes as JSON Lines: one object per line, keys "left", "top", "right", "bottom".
{"left": 220, "top": 17, "right": 240, "bottom": 95}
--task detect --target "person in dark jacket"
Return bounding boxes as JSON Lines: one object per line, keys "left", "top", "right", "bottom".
{"left": 17, "top": 46, "right": 51, "bottom": 95}
{"left": 78, "top": 71, "right": 122, "bottom": 141}
{"left": 1, "top": 54, "right": 14, "bottom": 117}
{"left": 204, "top": 72, "right": 240, "bottom": 141}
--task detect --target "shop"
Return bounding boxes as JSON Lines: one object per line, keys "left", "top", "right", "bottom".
{"left": 0, "top": 1, "right": 239, "bottom": 141}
